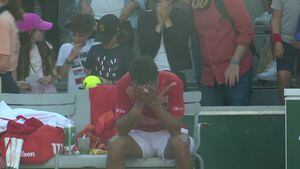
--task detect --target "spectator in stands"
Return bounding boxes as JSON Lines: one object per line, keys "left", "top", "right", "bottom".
{"left": 22, "top": 0, "right": 60, "bottom": 56}
{"left": 81, "top": 0, "right": 147, "bottom": 53}
{"left": 0, "top": 0, "right": 23, "bottom": 93}
{"left": 80, "top": 0, "right": 146, "bottom": 29}
{"left": 271, "top": 0, "right": 300, "bottom": 104}
{"left": 16, "top": 13, "right": 57, "bottom": 94}
{"left": 138, "top": 0, "right": 193, "bottom": 89}
{"left": 56, "top": 14, "right": 96, "bottom": 93}
{"left": 84, "top": 14, "right": 134, "bottom": 84}
{"left": 193, "top": 0, "right": 254, "bottom": 106}
{"left": 254, "top": 0, "right": 272, "bottom": 25}
{"left": 107, "top": 57, "right": 194, "bottom": 169}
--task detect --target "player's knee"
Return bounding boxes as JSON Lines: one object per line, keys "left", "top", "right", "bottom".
{"left": 169, "top": 134, "right": 190, "bottom": 152}
{"left": 107, "top": 136, "right": 127, "bottom": 155}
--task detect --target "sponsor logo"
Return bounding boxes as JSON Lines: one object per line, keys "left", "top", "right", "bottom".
{"left": 173, "top": 107, "right": 184, "bottom": 111}
{"left": 115, "top": 108, "right": 125, "bottom": 114}
{"left": 22, "top": 151, "right": 36, "bottom": 158}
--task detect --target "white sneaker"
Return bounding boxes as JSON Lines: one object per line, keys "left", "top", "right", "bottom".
{"left": 257, "top": 61, "right": 277, "bottom": 81}
{"left": 254, "top": 12, "right": 272, "bottom": 25}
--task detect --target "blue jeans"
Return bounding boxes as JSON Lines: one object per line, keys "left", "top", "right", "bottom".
{"left": 201, "top": 70, "right": 253, "bottom": 106}
{"left": 1, "top": 72, "right": 20, "bottom": 93}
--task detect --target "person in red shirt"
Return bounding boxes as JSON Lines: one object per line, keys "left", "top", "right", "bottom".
{"left": 193, "top": 0, "right": 254, "bottom": 106}
{"left": 107, "top": 57, "right": 194, "bottom": 169}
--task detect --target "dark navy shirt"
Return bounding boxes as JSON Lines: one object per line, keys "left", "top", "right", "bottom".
{"left": 85, "top": 44, "right": 134, "bottom": 81}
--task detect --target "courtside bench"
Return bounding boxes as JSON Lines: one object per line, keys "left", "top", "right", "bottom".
{"left": 0, "top": 90, "right": 203, "bottom": 169}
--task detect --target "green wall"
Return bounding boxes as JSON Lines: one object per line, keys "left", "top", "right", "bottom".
{"left": 184, "top": 115, "right": 285, "bottom": 169}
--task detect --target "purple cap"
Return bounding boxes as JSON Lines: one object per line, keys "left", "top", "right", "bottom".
{"left": 17, "top": 13, "right": 53, "bottom": 32}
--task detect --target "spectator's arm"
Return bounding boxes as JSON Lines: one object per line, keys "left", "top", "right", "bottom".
{"left": 164, "top": 8, "right": 193, "bottom": 48}
{"left": 56, "top": 45, "right": 75, "bottom": 80}
{"left": 0, "top": 22, "right": 12, "bottom": 72}
{"left": 0, "top": 54, "right": 10, "bottom": 71}
{"left": 138, "top": 12, "right": 161, "bottom": 55}
{"left": 271, "top": 8, "right": 284, "bottom": 58}
{"left": 223, "top": 0, "right": 254, "bottom": 63}
{"left": 120, "top": 0, "right": 138, "bottom": 23}
{"left": 225, "top": 0, "right": 254, "bottom": 46}
{"left": 271, "top": 9, "right": 282, "bottom": 35}
{"left": 12, "top": 69, "right": 17, "bottom": 81}
{"left": 80, "top": 0, "right": 93, "bottom": 14}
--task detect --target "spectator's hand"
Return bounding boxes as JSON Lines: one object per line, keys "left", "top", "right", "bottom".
{"left": 224, "top": 63, "right": 240, "bottom": 87}
{"left": 292, "top": 40, "right": 300, "bottom": 50}
{"left": 80, "top": 0, "right": 93, "bottom": 14}
{"left": 123, "top": 0, "right": 138, "bottom": 16}
{"left": 273, "top": 41, "right": 285, "bottom": 59}
{"left": 17, "top": 81, "right": 31, "bottom": 90}
{"left": 156, "top": 14, "right": 164, "bottom": 26}
{"left": 38, "top": 75, "right": 53, "bottom": 86}
{"left": 69, "top": 43, "right": 83, "bottom": 61}
{"left": 157, "top": 1, "right": 172, "bottom": 21}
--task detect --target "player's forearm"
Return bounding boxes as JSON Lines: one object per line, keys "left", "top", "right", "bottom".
{"left": 151, "top": 104, "right": 181, "bottom": 136}
{"left": 116, "top": 102, "right": 144, "bottom": 135}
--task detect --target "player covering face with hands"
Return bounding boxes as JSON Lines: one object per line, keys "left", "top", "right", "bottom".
{"left": 106, "top": 57, "right": 195, "bottom": 169}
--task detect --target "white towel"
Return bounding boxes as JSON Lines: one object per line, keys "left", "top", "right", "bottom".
{"left": 0, "top": 101, "right": 73, "bottom": 133}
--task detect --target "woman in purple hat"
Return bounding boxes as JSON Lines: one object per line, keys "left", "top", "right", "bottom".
{"left": 16, "top": 13, "right": 57, "bottom": 94}
{"left": 0, "top": 0, "right": 23, "bottom": 93}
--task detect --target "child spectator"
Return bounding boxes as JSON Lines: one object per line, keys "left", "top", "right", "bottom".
{"left": 84, "top": 14, "right": 134, "bottom": 84}
{"left": 271, "top": 0, "right": 300, "bottom": 104}
{"left": 0, "top": 0, "right": 23, "bottom": 93}
{"left": 22, "top": 0, "right": 60, "bottom": 56}
{"left": 16, "top": 13, "right": 57, "bottom": 94}
{"left": 56, "top": 14, "right": 97, "bottom": 93}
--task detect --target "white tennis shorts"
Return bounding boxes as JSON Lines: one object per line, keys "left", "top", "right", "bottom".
{"left": 128, "top": 128, "right": 195, "bottom": 159}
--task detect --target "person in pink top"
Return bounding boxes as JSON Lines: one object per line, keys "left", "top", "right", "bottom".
{"left": 193, "top": 0, "right": 254, "bottom": 106}
{"left": 0, "top": 0, "right": 23, "bottom": 93}
{"left": 107, "top": 57, "right": 194, "bottom": 169}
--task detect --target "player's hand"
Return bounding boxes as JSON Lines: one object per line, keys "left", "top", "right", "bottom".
{"left": 134, "top": 85, "right": 160, "bottom": 106}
